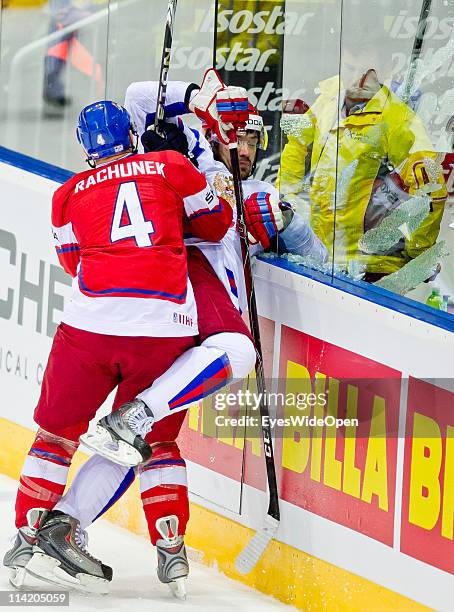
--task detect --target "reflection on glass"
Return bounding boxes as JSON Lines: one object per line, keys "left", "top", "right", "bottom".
{"left": 0, "top": 0, "right": 109, "bottom": 168}
{"left": 214, "top": 0, "right": 285, "bottom": 184}
{"left": 1, "top": 0, "right": 454, "bottom": 315}
{"left": 279, "top": 34, "right": 447, "bottom": 283}
{"left": 0, "top": 0, "right": 216, "bottom": 171}
{"left": 43, "top": 0, "right": 103, "bottom": 113}
{"left": 277, "top": 0, "right": 454, "bottom": 312}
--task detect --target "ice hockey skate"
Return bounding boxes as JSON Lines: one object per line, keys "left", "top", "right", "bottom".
{"left": 3, "top": 509, "right": 48, "bottom": 589}
{"left": 26, "top": 510, "right": 112, "bottom": 594}
{"left": 156, "top": 515, "right": 189, "bottom": 600}
{"left": 80, "top": 399, "right": 154, "bottom": 466}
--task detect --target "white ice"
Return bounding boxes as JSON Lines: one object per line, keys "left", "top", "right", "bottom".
{"left": 0, "top": 475, "right": 289, "bottom": 611}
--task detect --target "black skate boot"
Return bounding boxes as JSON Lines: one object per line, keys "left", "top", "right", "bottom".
{"left": 3, "top": 509, "right": 47, "bottom": 589}
{"left": 26, "top": 510, "right": 112, "bottom": 594}
{"left": 156, "top": 515, "right": 189, "bottom": 600}
{"left": 80, "top": 399, "right": 154, "bottom": 466}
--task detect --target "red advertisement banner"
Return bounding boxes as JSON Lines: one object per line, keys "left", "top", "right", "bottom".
{"left": 275, "top": 326, "right": 401, "bottom": 546}
{"left": 401, "top": 377, "right": 454, "bottom": 574}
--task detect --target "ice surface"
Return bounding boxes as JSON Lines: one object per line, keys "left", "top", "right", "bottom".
{"left": 0, "top": 475, "right": 288, "bottom": 611}
{"left": 374, "top": 241, "right": 449, "bottom": 295}
{"left": 359, "top": 195, "right": 431, "bottom": 254}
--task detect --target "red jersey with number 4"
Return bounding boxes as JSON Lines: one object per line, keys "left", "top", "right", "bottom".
{"left": 52, "top": 150, "right": 232, "bottom": 337}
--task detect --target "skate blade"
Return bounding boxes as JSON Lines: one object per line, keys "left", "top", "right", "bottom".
{"left": 26, "top": 552, "right": 109, "bottom": 595}
{"left": 9, "top": 567, "right": 28, "bottom": 589}
{"left": 9, "top": 566, "right": 66, "bottom": 591}
{"left": 80, "top": 426, "right": 143, "bottom": 467}
{"left": 168, "top": 577, "right": 187, "bottom": 600}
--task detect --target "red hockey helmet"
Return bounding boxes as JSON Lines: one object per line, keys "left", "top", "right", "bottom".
{"left": 238, "top": 104, "right": 268, "bottom": 151}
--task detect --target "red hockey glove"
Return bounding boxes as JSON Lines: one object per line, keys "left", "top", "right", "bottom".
{"left": 215, "top": 87, "right": 249, "bottom": 137}
{"left": 244, "top": 192, "right": 284, "bottom": 249}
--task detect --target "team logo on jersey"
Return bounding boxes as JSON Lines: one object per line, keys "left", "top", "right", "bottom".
{"left": 173, "top": 312, "right": 193, "bottom": 327}
{"left": 213, "top": 172, "right": 236, "bottom": 209}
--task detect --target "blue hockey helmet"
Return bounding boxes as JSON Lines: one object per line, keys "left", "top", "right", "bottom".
{"left": 76, "top": 101, "right": 137, "bottom": 163}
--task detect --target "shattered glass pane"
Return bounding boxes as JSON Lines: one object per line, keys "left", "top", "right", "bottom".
{"left": 397, "top": 35, "right": 454, "bottom": 102}
{"left": 261, "top": 240, "right": 449, "bottom": 298}
{"left": 261, "top": 251, "right": 356, "bottom": 280}
{"left": 415, "top": 36, "right": 454, "bottom": 88}
{"left": 420, "top": 182, "right": 445, "bottom": 195}
{"left": 435, "top": 90, "right": 454, "bottom": 150}
{"left": 358, "top": 195, "right": 430, "bottom": 254}
{"left": 280, "top": 114, "right": 313, "bottom": 138}
{"left": 438, "top": 89, "right": 454, "bottom": 118}
{"left": 422, "top": 154, "right": 444, "bottom": 183}
{"left": 374, "top": 241, "right": 449, "bottom": 295}
{"left": 331, "top": 159, "right": 359, "bottom": 210}
{"left": 347, "top": 259, "right": 367, "bottom": 281}
{"left": 260, "top": 251, "right": 334, "bottom": 276}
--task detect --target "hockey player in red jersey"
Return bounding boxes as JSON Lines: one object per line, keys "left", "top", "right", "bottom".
{"left": 4, "top": 75, "right": 327, "bottom": 599}
{"left": 3, "top": 100, "right": 232, "bottom": 594}
{"left": 81, "top": 70, "right": 327, "bottom": 464}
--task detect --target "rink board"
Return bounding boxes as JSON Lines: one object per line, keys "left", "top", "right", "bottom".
{"left": 0, "top": 158, "right": 453, "bottom": 610}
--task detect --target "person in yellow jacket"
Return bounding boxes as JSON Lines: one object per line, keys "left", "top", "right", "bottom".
{"left": 277, "top": 63, "right": 447, "bottom": 279}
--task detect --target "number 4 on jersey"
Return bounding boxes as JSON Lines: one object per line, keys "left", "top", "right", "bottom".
{"left": 110, "top": 181, "right": 155, "bottom": 247}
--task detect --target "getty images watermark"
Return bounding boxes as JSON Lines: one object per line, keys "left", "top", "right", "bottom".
{"left": 212, "top": 389, "right": 359, "bottom": 430}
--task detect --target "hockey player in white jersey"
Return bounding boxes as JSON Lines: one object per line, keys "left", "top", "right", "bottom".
{"left": 81, "top": 69, "right": 328, "bottom": 463}
{"left": 4, "top": 71, "right": 327, "bottom": 598}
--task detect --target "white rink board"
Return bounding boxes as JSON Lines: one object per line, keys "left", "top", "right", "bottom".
{"left": 0, "top": 163, "right": 71, "bottom": 430}
{"left": 0, "top": 161, "right": 453, "bottom": 610}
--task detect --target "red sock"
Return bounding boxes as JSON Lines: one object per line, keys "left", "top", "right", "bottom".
{"left": 139, "top": 443, "right": 189, "bottom": 545}
{"left": 15, "top": 428, "right": 78, "bottom": 528}
{"left": 141, "top": 484, "right": 189, "bottom": 545}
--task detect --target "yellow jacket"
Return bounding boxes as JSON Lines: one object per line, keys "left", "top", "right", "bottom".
{"left": 277, "top": 77, "right": 447, "bottom": 275}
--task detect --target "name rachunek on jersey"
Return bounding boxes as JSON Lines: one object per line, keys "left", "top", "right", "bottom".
{"left": 74, "top": 160, "right": 166, "bottom": 193}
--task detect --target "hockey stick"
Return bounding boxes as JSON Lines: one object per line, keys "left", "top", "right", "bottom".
{"left": 154, "top": 0, "right": 178, "bottom": 130}
{"left": 227, "top": 134, "right": 280, "bottom": 575}
{"left": 154, "top": 0, "right": 279, "bottom": 572}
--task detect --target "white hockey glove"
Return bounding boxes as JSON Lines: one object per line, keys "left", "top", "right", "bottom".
{"left": 189, "top": 68, "right": 248, "bottom": 144}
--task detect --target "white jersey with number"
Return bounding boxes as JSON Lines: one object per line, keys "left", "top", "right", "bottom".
{"left": 125, "top": 80, "right": 327, "bottom": 313}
